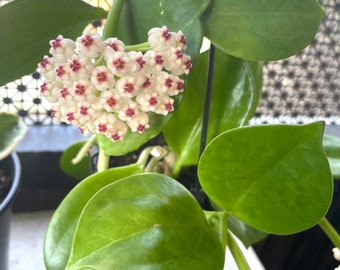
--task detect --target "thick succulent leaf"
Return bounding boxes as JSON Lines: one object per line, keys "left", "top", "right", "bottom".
{"left": 198, "top": 122, "right": 333, "bottom": 234}
{"left": 97, "top": 0, "right": 208, "bottom": 156}
{"left": 0, "top": 113, "right": 27, "bottom": 160}
{"left": 0, "top": 0, "right": 107, "bottom": 85}
{"left": 66, "top": 173, "right": 225, "bottom": 270}
{"left": 59, "top": 141, "right": 91, "bottom": 180}
{"left": 323, "top": 134, "right": 340, "bottom": 179}
{"left": 202, "top": 0, "right": 324, "bottom": 60}
{"left": 44, "top": 164, "right": 143, "bottom": 270}
{"left": 164, "top": 48, "right": 262, "bottom": 168}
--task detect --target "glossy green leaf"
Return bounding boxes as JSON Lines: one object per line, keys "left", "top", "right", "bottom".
{"left": 0, "top": 0, "right": 107, "bottom": 85}
{"left": 0, "top": 113, "right": 27, "bottom": 160}
{"left": 59, "top": 141, "right": 91, "bottom": 180}
{"left": 198, "top": 122, "right": 333, "bottom": 234}
{"left": 97, "top": 0, "right": 209, "bottom": 156}
{"left": 66, "top": 173, "right": 225, "bottom": 270}
{"left": 164, "top": 48, "right": 262, "bottom": 168}
{"left": 202, "top": 0, "right": 324, "bottom": 60}
{"left": 323, "top": 134, "right": 340, "bottom": 179}
{"left": 44, "top": 164, "right": 143, "bottom": 270}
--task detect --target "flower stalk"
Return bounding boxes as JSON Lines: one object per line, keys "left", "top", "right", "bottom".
{"left": 97, "top": 148, "right": 110, "bottom": 172}
{"left": 319, "top": 217, "right": 340, "bottom": 248}
{"left": 102, "top": 0, "right": 125, "bottom": 40}
{"left": 72, "top": 134, "right": 97, "bottom": 164}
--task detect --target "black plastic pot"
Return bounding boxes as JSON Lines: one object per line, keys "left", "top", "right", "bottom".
{"left": 0, "top": 152, "right": 21, "bottom": 270}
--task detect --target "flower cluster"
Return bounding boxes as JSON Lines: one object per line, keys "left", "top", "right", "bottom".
{"left": 39, "top": 26, "right": 191, "bottom": 141}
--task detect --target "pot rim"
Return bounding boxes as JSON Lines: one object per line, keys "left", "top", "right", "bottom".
{"left": 0, "top": 152, "right": 21, "bottom": 212}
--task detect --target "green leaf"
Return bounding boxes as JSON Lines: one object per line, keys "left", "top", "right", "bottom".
{"left": 59, "top": 141, "right": 91, "bottom": 180}
{"left": 66, "top": 173, "right": 224, "bottom": 270}
{"left": 0, "top": 0, "right": 107, "bottom": 85}
{"left": 44, "top": 164, "right": 143, "bottom": 270}
{"left": 164, "top": 48, "right": 262, "bottom": 169}
{"left": 323, "top": 134, "right": 340, "bottom": 179}
{"left": 97, "top": 0, "right": 209, "bottom": 156}
{"left": 0, "top": 113, "right": 27, "bottom": 160}
{"left": 198, "top": 122, "right": 333, "bottom": 234}
{"left": 202, "top": 0, "right": 324, "bottom": 60}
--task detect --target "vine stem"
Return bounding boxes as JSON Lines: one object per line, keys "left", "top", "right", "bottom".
{"left": 102, "top": 0, "right": 125, "bottom": 40}
{"left": 319, "top": 217, "right": 340, "bottom": 248}
{"left": 227, "top": 231, "right": 251, "bottom": 270}
{"left": 97, "top": 148, "right": 110, "bottom": 172}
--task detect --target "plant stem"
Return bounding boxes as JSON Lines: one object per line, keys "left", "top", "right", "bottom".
{"left": 171, "top": 157, "right": 183, "bottom": 178}
{"left": 102, "top": 0, "right": 125, "bottom": 40}
{"left": 204, "top": 211, "right": 228, "bottom": 250}
{"left": 97, "top": 148, "right": 110, "bottom": 172}
{"left": 319, "top": 217, "right": 340, "bottom": 248}
{"left": 227, "top": 231, "right": 251, "bottom": 270}
{"left": 125, "top": 42, "right": 151, "bottom": 52}
{"left": 72, "top": 135, "right": 97, "bottom": 164}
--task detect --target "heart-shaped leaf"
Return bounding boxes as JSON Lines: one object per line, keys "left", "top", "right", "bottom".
{"left": 198, "top": 122, "right": 333, "bottom": 234}
{"left": 0, "top": 0, "right": 107, "bottom": 85}
{"left": 202, "top": 0, "right": 324, "bottom": 60}
{"left": 66, "top": 173, "right": 225, "bottom": 270}
{"left": 164, "top": 48, "right": 262, "bottom": 169}
{"left": 0, "top": 113, "right": 27, "bottom": 160}
{"left": 44, "top": 164, "right": 143, "bottom": 270}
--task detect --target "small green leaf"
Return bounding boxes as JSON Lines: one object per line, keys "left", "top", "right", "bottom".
{"left": 44, "top": 164, "right": 143, "bottom": 270}
{"left": 0, "top": 0, "right": 107, "bottom": 85}
{"left": 59, "top": 141, "right": 91, "bottom": 180}
{"left": 164, "top": 48, "right": 262, "bottom": 168}
{"left": 66, "top": 173, "right": 225, "bottom": 270}
{"left": 0, "top": 113, "right": 27, "bottom": 160}
{"left": 323, "top": 134, "right": 340, "bottom": 179}
{"left": 202, "top": 0, "right": 324, "bottom": 60}
{"left": 198, "top": 122, "right": 333, "bottom": 234}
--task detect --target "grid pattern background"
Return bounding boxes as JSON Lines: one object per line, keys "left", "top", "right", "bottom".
{"left": 0, "top": 0, "right": 339, "bottom": 125}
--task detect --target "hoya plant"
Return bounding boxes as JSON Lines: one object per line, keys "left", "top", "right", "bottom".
{"left": 0, "top": 0, "right": 340, "bottom": 269}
